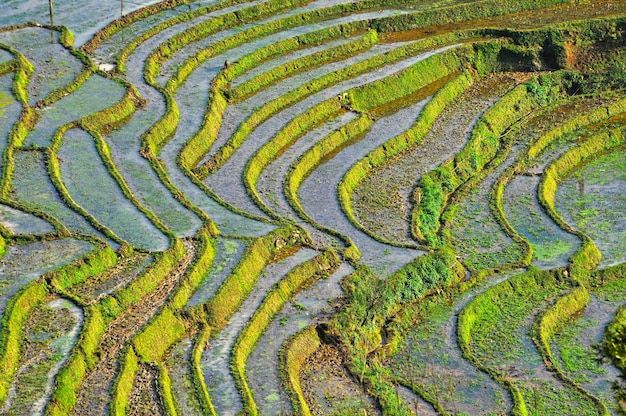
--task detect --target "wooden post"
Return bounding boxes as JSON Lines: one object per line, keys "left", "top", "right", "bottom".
{"left": 48, "top": 0, "right": 54, "bottom": 43}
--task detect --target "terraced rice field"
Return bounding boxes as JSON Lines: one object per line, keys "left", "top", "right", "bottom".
{"left": 0, "top": 0, "right": 625, "bottom": 415}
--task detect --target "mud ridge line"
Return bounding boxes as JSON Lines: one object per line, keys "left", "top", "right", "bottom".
{"left": 74, "top": 239, "right": 196, "bottom": 415}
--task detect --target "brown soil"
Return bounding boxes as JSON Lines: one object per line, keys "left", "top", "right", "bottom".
{"left": 127, "top": 363, "right": 163, "bottom": 416}
{"left": 301, "top": 344, "right": 381, "bottom": 415}
{"left": 73, "top": 239, "right": 196, "bottom": 416}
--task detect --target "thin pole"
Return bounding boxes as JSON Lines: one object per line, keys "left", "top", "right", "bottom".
{"left": 48, "top": 0, "right": 54, "bottom": 43}
{"left": 121, "top": 0, "right": 124, "bottom": 18}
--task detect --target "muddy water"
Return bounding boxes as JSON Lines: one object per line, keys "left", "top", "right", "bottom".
{"left": 298, "top": 99, "right": 431, "bottom": 275}
{"left": 553, "top": 291, "right": 625, "bottom": 414}
{"left": 25, "top": 74, "right": 126, "bottom": 148}
{"left": 247, "top": 262, "right": 352, "bottom": 415}
{"left": 256, "top": 111, "right": 356, "bottom": 219}
{"left": 0, "top": 238, "right": 92, "bottom": 323}
{"left": 59, "top": 128, "right": 169, "bottom": 251}
{"left": 389, "top": 272, "right": 513, "bottom": 415}
{"left": 1, "top": 297, "right": 83, "bottom": 415}
{"left": 354, "top": 74, "right": 519, "bottom": 246}
{"left": 166, "top": 338, "right": 203, "bottom": 416}
{"left": 201, "top": 248, "right": 317, "bottom": 416}
{"left": 556, "top": 149, "right": 626, "bottom": 267}
{"left": 396, "top": 384, "right": 439, "bottom": 416}
{"left": 186, "top": 237, "right": 248, "bottom": 309}
{"left": 157, "top": 4, "right": 407, "bottom": 84}
{"left": 462, "top": 276, "right": 600, "bottom": 415}
{"left": 0, "top": 27, "right": 84, "bottom": 106}
{"left": 449, "top": 146, "right": 522, "bottom": 271}
{"left": 206, "top": 40, "right": 424, "bottom": 159}
{"left": 205, "top": 45, "right": 456, "bottom": 224}
{"left": 94, "top": 0, "right": 231, "bottom": 62}
{"left": 231, "top": 36, "right": 357, "bottom": 87}
{"left": 32, "top": 298, "right": 84, "bottom": 415}
{"left": 103, "top": 109, "right": 203, "bottom": 238}
{"left": 159, "top": 62, "right": 276, "bottom": 237}
{"left": 0, "top": 0, "right": 164, "bottom": 47}
{"left": 0, "top": 49, "right": 12, "bottom": 63}
{"left": 504, "top": 175, "right": 580, "bottom": 269}
{"left": 12, "top": 150, "right": 112, "bottom": 242}
{"left": 0, "top": 204, "right": 54, "bottom": 235}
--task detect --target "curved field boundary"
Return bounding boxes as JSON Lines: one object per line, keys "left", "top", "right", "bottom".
{"left": 338, "top": 71, "right": 474, "bottom": 248}
{"left": 47, "top": 124, "right": 127, "bottom": 246}
{"left": 187, "top": 0, "right": 568, "bottom": 176}
{"left": 490, "top": 94, "right": 626, "bottom": 272}
{"left": 191, "top": 323, "right": 217, "bottom": 416}
{"left": 538, "top": 126, "right": 626, "bottom": 284}
{"left": 229, "top": 30, "right": 379, "bottom": 101}
{"left": 280, "top": 325, "right": 321, "bottom": 415}
{"left": 457, "top": 269, "right": 562, "bottom": 415}
{"left": 601, "top": 305, "right": 626, "bottom": 377}
{"left": 195, "top": 35, "right": 476, "bottom": 177}
{"left": 231, "top": 249, "right": 340, "bottom": 415}
{"left": 331, "top": 249, "right": 465, "bottom": 414}
{"left": 177, "top": 22, "right": 372, "bottom": 171}
{"left": 114, "top": 0, "right": 271, "bottom": 71}
{"left": 411, "top": 72, "right": 568, "bottom": 246}
{"left": 45, "top": 239, "right": 185, "bottom": 415}
{"left": 243, "top": 98, "right": 344, "bottom": 221}
{"left": 108, "top": 227, "right": 216, "bottom": 416}
{"left": 0, "top": 244, "right": 117, "bottom": 407}
{"left": 284, "top": 114, "right": 373, "bottom": 262}
{"left": 533, "top": 286, "right": 611, "bottom": 416}
{"left": 144, "top": 0, "right": 403, "bottom": 158}
{"left": 0, "top": 47, "right": 37, "bottom": 197}
{"left": 80, "top": 0, "right": 195, "bottom": 54}
{"left": 192, "top": 225, "right": 309, "bottom": 330}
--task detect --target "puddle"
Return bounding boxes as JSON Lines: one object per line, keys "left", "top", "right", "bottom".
{"left": 59, "top": 128, "right": 169, "bottom": 251}
{"left": 247, "top": 262, "right": 352, "bottom": 415}
{"left": 25, "top": 74, "right": 126, "bottom": 147}
{"left": 556, "top": 149, "right": 626, "bottom": 267}
{"left": 201, "top": 248, "right": 317, "bottom": 416}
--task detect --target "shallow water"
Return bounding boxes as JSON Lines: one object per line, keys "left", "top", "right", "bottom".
{"left": 201, "top": 248, "right": 317, "bottom": 416}
{"left": 59, "top": 128, "right": 169, "bottom": 250}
